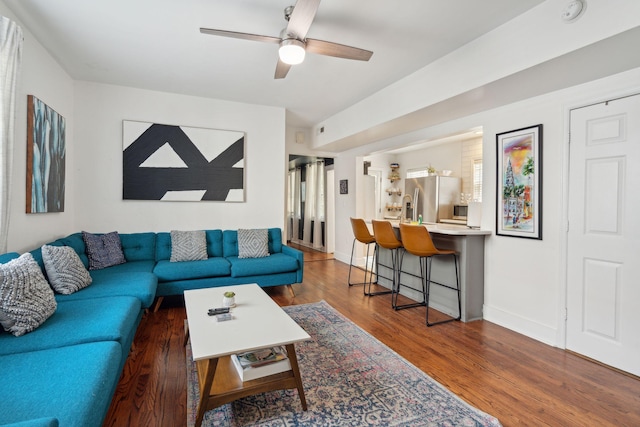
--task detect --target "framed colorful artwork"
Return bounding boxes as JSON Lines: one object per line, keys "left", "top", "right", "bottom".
{"left": 26, "top": 95, "right": 66, "bottom": 213}
{"left": 496, "top": 124, "right": 542, "bottom": 239}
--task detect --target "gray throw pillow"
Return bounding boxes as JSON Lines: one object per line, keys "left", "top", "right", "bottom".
{"left": 170, "top": 230, "right": 208, "bottom": 262}
{"left": 41, "top": 245, "right": 92, "bottom": 294}
{"left": 237, "top": 229, "right": 270, "bottom": 259}
{"left": 0, "top": 253, "right": 57, "bottom": 337}
{"left": 82, "top": 231, "right": 126, "bottom": 270}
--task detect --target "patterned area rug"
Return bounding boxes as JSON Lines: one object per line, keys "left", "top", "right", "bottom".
{"left": 187, "top": 301, "right": 502, "bottom": 427}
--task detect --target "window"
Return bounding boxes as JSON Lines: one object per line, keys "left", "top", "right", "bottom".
{"left": 472, "top": 159, "right": 483, "bottom": 202}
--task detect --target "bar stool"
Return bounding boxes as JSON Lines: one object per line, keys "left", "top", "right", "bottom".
{"left": 399, "top": 223, "right": 461, "bottom": 326}
{"left": 371, "top": 220, "right": 408, "bottom": 303}
{"left": 348, "top": 218, "right": 376, "bottom": 288}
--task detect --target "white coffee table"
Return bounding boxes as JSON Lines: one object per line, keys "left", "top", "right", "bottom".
{"left": 184, "top": 284, "right": 310, "bottom": 427}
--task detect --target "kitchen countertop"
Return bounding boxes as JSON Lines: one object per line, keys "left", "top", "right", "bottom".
{"left": 382, "top": 220, "right": 491, "bottom": 236}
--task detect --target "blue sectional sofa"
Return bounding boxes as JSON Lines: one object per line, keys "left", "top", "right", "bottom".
{"left": 0, "top": 228, "right": 303, "bottom": 426}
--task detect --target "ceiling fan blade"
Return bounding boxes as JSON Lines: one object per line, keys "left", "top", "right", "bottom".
{"left": 305, "top": 39, "right": 373, "bottom": 61}
{"left": 286, "top": 0, "right": 321, "bottom": 39}
{"left": 275, "top": 59, "right": 292, "bottom": 79}
{"left": 200, "top": 28, "right": 281, "bottom": 44}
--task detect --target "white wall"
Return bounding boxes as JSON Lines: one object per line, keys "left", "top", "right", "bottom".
{"left": 2, "top": 0, "right": 288, "bottom": 251}
{"left": 313, "top": 0, "right": 640, "bottom": 150}
{"left": 2, "top": 3, "right": 77, "bottom": 253}
{"left": 333, "top": 67, "right": 640, "bottom": 348}
{"left": 73, "top": 81, "right": 286, "bottom": 234}
{"left": 480, "top": 69, "right": 640, "bottom": 345}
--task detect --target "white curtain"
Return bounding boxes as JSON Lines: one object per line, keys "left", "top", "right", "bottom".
{"left": 301, "top": 161, "right": 326, "bottom": 249}
{"left": 0, "top": 17, "right": 22, "bottom": 252}
{"left": 293, "top": 167, "right": 302, "bottom": 242}
{"left": 303, "top": 162, "right": 316, "bottom": 245}
{"left": 286, "top": 170, "right": 294, "bottom": 240}
{"left": 313, "top": 161, "right": 325, "bottom": 249}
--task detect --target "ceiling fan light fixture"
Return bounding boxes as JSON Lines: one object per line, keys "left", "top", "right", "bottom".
{"left": 279, "top": 39, "right": 306, "bottom": 65}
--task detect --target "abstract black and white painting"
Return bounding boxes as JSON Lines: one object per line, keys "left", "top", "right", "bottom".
{"left": 26, "top": 95, "right": 66, "bottom": 213}
{"left": 122, "top": 121, "right": 245, "bottom": 202}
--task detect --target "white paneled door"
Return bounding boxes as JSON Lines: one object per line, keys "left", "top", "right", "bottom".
{"left": 567, "top": 94, "right": 640, "bottom": 376}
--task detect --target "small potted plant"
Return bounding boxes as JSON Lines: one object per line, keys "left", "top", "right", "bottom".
{"left": 222, "top": 291, "right": 236, "bottom": 308}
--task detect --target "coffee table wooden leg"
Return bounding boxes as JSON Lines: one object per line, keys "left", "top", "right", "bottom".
{"left": 285, "top": 343, "right": 307, "bottom": 410}
{"left": 195, "top": 357, "right": 218, "bottom": 427}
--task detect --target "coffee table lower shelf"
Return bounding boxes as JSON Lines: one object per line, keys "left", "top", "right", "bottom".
{"left": 194, "top": 343, "right": 307, "bottom": 427}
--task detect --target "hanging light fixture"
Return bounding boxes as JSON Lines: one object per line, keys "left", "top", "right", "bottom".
{"left": 279, "top": 39, "right": 306, "bottom": 65}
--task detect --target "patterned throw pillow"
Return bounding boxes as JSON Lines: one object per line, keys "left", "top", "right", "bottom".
{"left": 237, "top": 229, "right": 270, "bottom": 259}
{"left": 41, "top": 245, "right": 92, "bottom": 294}
{"left": 82, "top": 231, "right": 127, "bottom": 270}
{"left": 170, "top": 230, "right": 208, "bottom": 262}
{"left": 0, "top": 253, "right": 57, "bottom": 337}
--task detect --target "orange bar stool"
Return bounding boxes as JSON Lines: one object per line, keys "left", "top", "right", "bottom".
{"left": 370, "top": 220, "right": 403, "bottom": 299}
{"left": 348, "top": 218, "right": 377, "bottom": 288}
{"left": 374, "top": 220, "right": 425, "bottom": 310}
{"left": 399, "top": 223, "right": 461, "bottom": 326}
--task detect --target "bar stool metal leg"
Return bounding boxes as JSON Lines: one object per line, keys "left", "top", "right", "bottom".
{"left": 348, "top": 238, "right": 375, "bottom": 287}
{"left": 393, "top": 249, "right": 427, "bottom": 310}
{"left": 364, "top": 245, "right": 392, "bottom": 296}
{"left": 372, "top": 246, "right": 398, "bottom": 298}
{"left": 425, "top": 253, "right": 461, "bottom": 327}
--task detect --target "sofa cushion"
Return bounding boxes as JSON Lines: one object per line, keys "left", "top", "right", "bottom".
{"left": 55, "top": 233, "right": 88, "bottom": 266}
{"left": 0, "top": 253, "right": 57, "bottom": 337}
{"left": 29, "top": 234, "right": 88, "bottom": 273}
{"left": 170, "top": 230, "right": 207, "bottom": 262}
{"left": 1, "top": 417, "right": 59, "bottom": 427}
{"left": 237, "top": 228, "right": 270, "bottom": 259}
{"left": 41, "top": 245, "right": 92, "bottom": 294}
{"left": 0, "top": 296, "right": 140, "bottom": 356}
{"left": 156, "top": 230, "right": 224, "bottom": 261}
{"left": 154, "top": 257, "right": 231, "bottom": 282}
{"left": 120, "top": 232, "right": 157, "bottom": 262}
{"left": 227, "top": 253, "right": 299, "bottom": 278}
{"left": 223, "top": 228, "right": 283, "bottom": 257}
{"left": 82, "top": 231, "right": 126, "bottom": 270}
{"left": 55, "top": 271, "right": 157, "bottom": 309}
{"left": 0, "top": 342, "right": 121, "bottom": 427}
{"left": 0, "top": 252, "right": 19, "bottom": 264}
{"left": 89, "top": 260, "right": 156, "bottom": 276}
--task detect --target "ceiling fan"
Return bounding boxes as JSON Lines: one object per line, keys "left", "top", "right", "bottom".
{"left": 200, "top": 0, "right": 373, "bottom": 79}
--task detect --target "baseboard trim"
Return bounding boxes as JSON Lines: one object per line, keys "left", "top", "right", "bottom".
{"left": 483, "top": 304, "right": 559, "bottom": 347}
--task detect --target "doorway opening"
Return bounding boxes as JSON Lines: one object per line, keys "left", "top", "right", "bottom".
{"left": 287, "top": 155, "right": 334, "bottom": 253}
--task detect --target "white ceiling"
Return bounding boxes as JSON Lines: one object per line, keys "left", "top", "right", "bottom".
{"left": 5, "top": 0, "right": 544, "bottom": 128}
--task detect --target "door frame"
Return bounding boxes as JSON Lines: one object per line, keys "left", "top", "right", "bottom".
{"left": 559, "top": 88, "right": 640, "bottom": 350}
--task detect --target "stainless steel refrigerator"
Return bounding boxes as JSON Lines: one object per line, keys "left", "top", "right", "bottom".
{"left": 404, "top": 176, "right": 461, "bottom": 223}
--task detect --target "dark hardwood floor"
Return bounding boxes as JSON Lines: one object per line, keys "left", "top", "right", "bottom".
{"left": 105, "top": 245, "right": 640, "bottom": 426}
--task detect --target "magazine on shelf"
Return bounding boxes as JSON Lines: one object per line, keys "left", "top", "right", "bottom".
{"left": 231, "top": 346, "right": 291, "bottom": 381}
{"left": 236, "top": 346, "right": 288, "bottom": 368}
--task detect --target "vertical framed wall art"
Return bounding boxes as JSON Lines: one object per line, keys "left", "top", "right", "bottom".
{"left": 122, "top": 120, "right": 245, "bottom": 202}
{"left": 26, "top": 95, "right": 66, "bottom": 213}
{"left": 496, "top": 124, "right": 542, "bottom": 239}
{"left": 339, "top": 179, "right": 348, "bottom": 194}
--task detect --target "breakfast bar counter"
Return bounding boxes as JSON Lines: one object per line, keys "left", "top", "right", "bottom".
{"left": 373, "top": 221, "right": 490, "bottom": 322}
